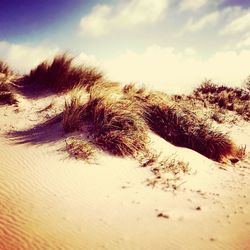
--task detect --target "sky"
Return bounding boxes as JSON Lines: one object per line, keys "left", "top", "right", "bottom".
{"left": 1, "top": 0, "right": 250, "bottom": 93}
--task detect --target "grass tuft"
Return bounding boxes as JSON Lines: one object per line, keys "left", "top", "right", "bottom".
{"left": 193, "top": 80, "right": 250, "bottom": 121}
{"left": 63, "top": 93, "right": 149, "bottom": 157}
{"left": 0, "top": 74, "right": 17, "bottom": 105}
{"left": 20, "top": 53, "right": 103, "bottom": 94}
{"left": 145, "top": 154, "right": 190, "bottom": 191}
{"left": 62, "top": 87, "right": 89, "bottom": 133}
{"left": 143, "top": 101, "right": 242, "bottom": 162}
{"left": 82, "top": 97, "right": 148, "bottom": 157}
{"left": 65, "top": 137, "right": 96, "bottom": 162}
{"left": 0, "top": 61, "right": 12, "bottom": 75}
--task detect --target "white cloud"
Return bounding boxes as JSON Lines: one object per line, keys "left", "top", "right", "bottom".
{"left": 79, "top": 0, "right": 168, "bottom": 37}
{"left": 237, "top": 33, "right": 250, "bottom": 48}
{"left": 0, "top": 41, "right": 59, "bottom": 73}
{"left": 183, "top": 11, "right": 219, "bottom": 33}
{"left": 178, "top": 0, "right": 223, "bottom": 12}
{"left": 74, "top": 52, "right": 100, "bottom": 67}
{"left": 179, "top": 0, "right": 209, "bottom": 12}
{"left": 180, "top": 6, "right": 241, "bottom": 35}
{"left": 101, "top": 45, "right": 250, "bottom": 94}
{"left": 222, "top": 9, "right": 250, "bottom": 35}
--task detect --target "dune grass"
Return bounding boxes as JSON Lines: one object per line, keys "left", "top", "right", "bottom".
{"left": 143, "top": 100, "right": 242, "bottom": 162}
{"left": 89, "top": 80, "right": 121, "bottom": 100}
{"left": 0, "top": 90, "right": 16, "bottom": 105}
{"left": 0, "top": 66, "right": 17, "bottom": 105}
{"left": 245, "top": 75, "right": 250, "bottom": 91}
{"left": 0, "top": 61, "right": 12, "bottom": 75}
{"left": 63, "top": 87, "right": 89, "bottom": 133}
{"left": 63, "top": 89, "right": 149, "bottom": 157}
{"left": 143, "top": 152, "right": 191, "bottom": 191}
{"left": 87, "top": 97, "right": 148, "bottom": 157}
{"left": 20, "top": 54, "right": 103, "bottom": 94}
{"left": 65, "top": 137, "right": 96, "bottom": 162}
{"left": 62, "top": 80, "right": 246, "bottom": 163}
{"left": 193, "top": 80, "right": 250, "bottom": 121}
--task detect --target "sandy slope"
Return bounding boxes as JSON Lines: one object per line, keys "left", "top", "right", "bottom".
{"left": 0, "top": 95, "right": 250, "bottom": 250}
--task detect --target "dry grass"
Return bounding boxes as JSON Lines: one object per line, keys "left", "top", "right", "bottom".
{"left": 0, "top": 61, "right": 12, "bottom": 75}
{"left": 89, "top": 80, "right": 121, "bottom": 100}
{"left": 144, "top": 153, "right": 190, "bottom": 191}
{"left": 81, "top": 97, "right": 148, "bottom": 157}
{"left": 193, "top": 80, "right": 250, "bottom": 121}
{"left": 244, "top": 75, "right": 250, "bottom": 91}
{"left": 19, "top": 53, "right": 103, "bottom": 94}
{"left": 0, "top": 75, "right": 17, "bottom": 105}
{"left": 63, "top": 90, "right": 149, "bottom": 157}
{"left": 0, "top": 91, "right": 16, "bottom": 105}
{"left": 62, "top": 80, "right": 246, "bottom": 163}
{"left": 143, "top": 100, "right": 242, "bottom": 162}
{"left": 62, "top": 87, "right": 89, "bottom": 133}
{"left": 0, "top": 62, "right": 17, "bottom": 104}
{"left": 60, "top": 73, "right": 246, "bottom": 163}
{"left": 65, "top": 137, "right": 96, "bottom": 162}
{"left": 210, "top": 111, "right": 226, "bottom": 124}
{"left": 123, "top": 83, "right": 147, "bottom": 98}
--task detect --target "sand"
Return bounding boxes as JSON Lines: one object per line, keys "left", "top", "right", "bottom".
{"left": 0, "top": 94, "right": 250, "bottom": 250}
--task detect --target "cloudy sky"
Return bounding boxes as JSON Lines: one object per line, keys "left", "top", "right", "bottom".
{"left": 1, "top": 0, "right": 250, "bottom": 92}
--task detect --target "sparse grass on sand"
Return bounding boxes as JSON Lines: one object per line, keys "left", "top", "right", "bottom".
{"left": 193, "top": 80, "right": 250, "bottom": 121}
{"left": 19, "top": 54, "right": 103, "bottom": 94}
{"left": 245, "top": 75, "right": 250, "bottom": 91}
{"left": 65, "top": 137, "right": 96, "bottom": 162}
{"left": 141, "top": 152, "right": 191, "bottom": 191}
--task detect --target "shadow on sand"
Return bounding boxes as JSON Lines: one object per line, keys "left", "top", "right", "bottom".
{"left": 15, "top": 83, "right": 56, "bottom": 99}
{"left": 6, "top": 114, "right": 65, "bottom": 145}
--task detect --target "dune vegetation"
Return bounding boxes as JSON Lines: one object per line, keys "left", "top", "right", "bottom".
{"left": 0, "top": 61, "right": 17, "bottom": 104}
{"left": 193, "top": 80, "right": 250, "bottom": 121}
{"left": 19, "top": 54, "right": 103, "bottom": 94}
{"left": 0, "top": 53, "right": 248, "bottom": 164}
{"left": 0, "top": 61, "right": 12, "bottom": 75}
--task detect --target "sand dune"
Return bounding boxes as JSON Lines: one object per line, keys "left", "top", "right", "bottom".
{"left": 0, "top": 92, "right": 250, "bottom": 250}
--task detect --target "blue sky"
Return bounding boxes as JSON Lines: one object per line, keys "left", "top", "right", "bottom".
{"left": 1, "top": 0, "right": 250, "bottom": 92}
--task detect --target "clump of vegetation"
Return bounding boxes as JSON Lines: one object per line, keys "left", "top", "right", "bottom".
{"left": 144, "top": 153, "right": 190, "bottom": 191}
{"left": 123, "top": 83, "right": 148, "bottom": 98}
{"left": 0, "top": 61, "right": 12, "bottom": 75}
{"left": 65, "top": 137, "right": 96, "bottom": 162}
{"left": 193, "top": 80, "right": 250, "bottom": 121}
{"left": 143, "top": 100, "right": 242, "bottom": 162}
{"left": 244, "top": 75, "right": 250, "bottom": 91}
{"left": 19, "top": 54, "right": 103, "bottom": 94}
{"left": 124, "top": 84, "right": 171, "bottom": 106}
{"left": 63, "top": 90, "right": 149, "bottom": 157}
{"left": 89, "top": 80, "right": 121, "bottom": 100}
{"left": 0, "top": 65, "right": 17, "bottom": 105}
{"left": 85, "top": 97, "right": 148, "bottom": 157}
{"left": 211, "top": 109, "right": 226, "bottom": 124}
{"left": 63, "top": 87, "right": 89, "bottom": 133}
{"left": 0, "top": 90, "right": 16, "bottom": 105}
